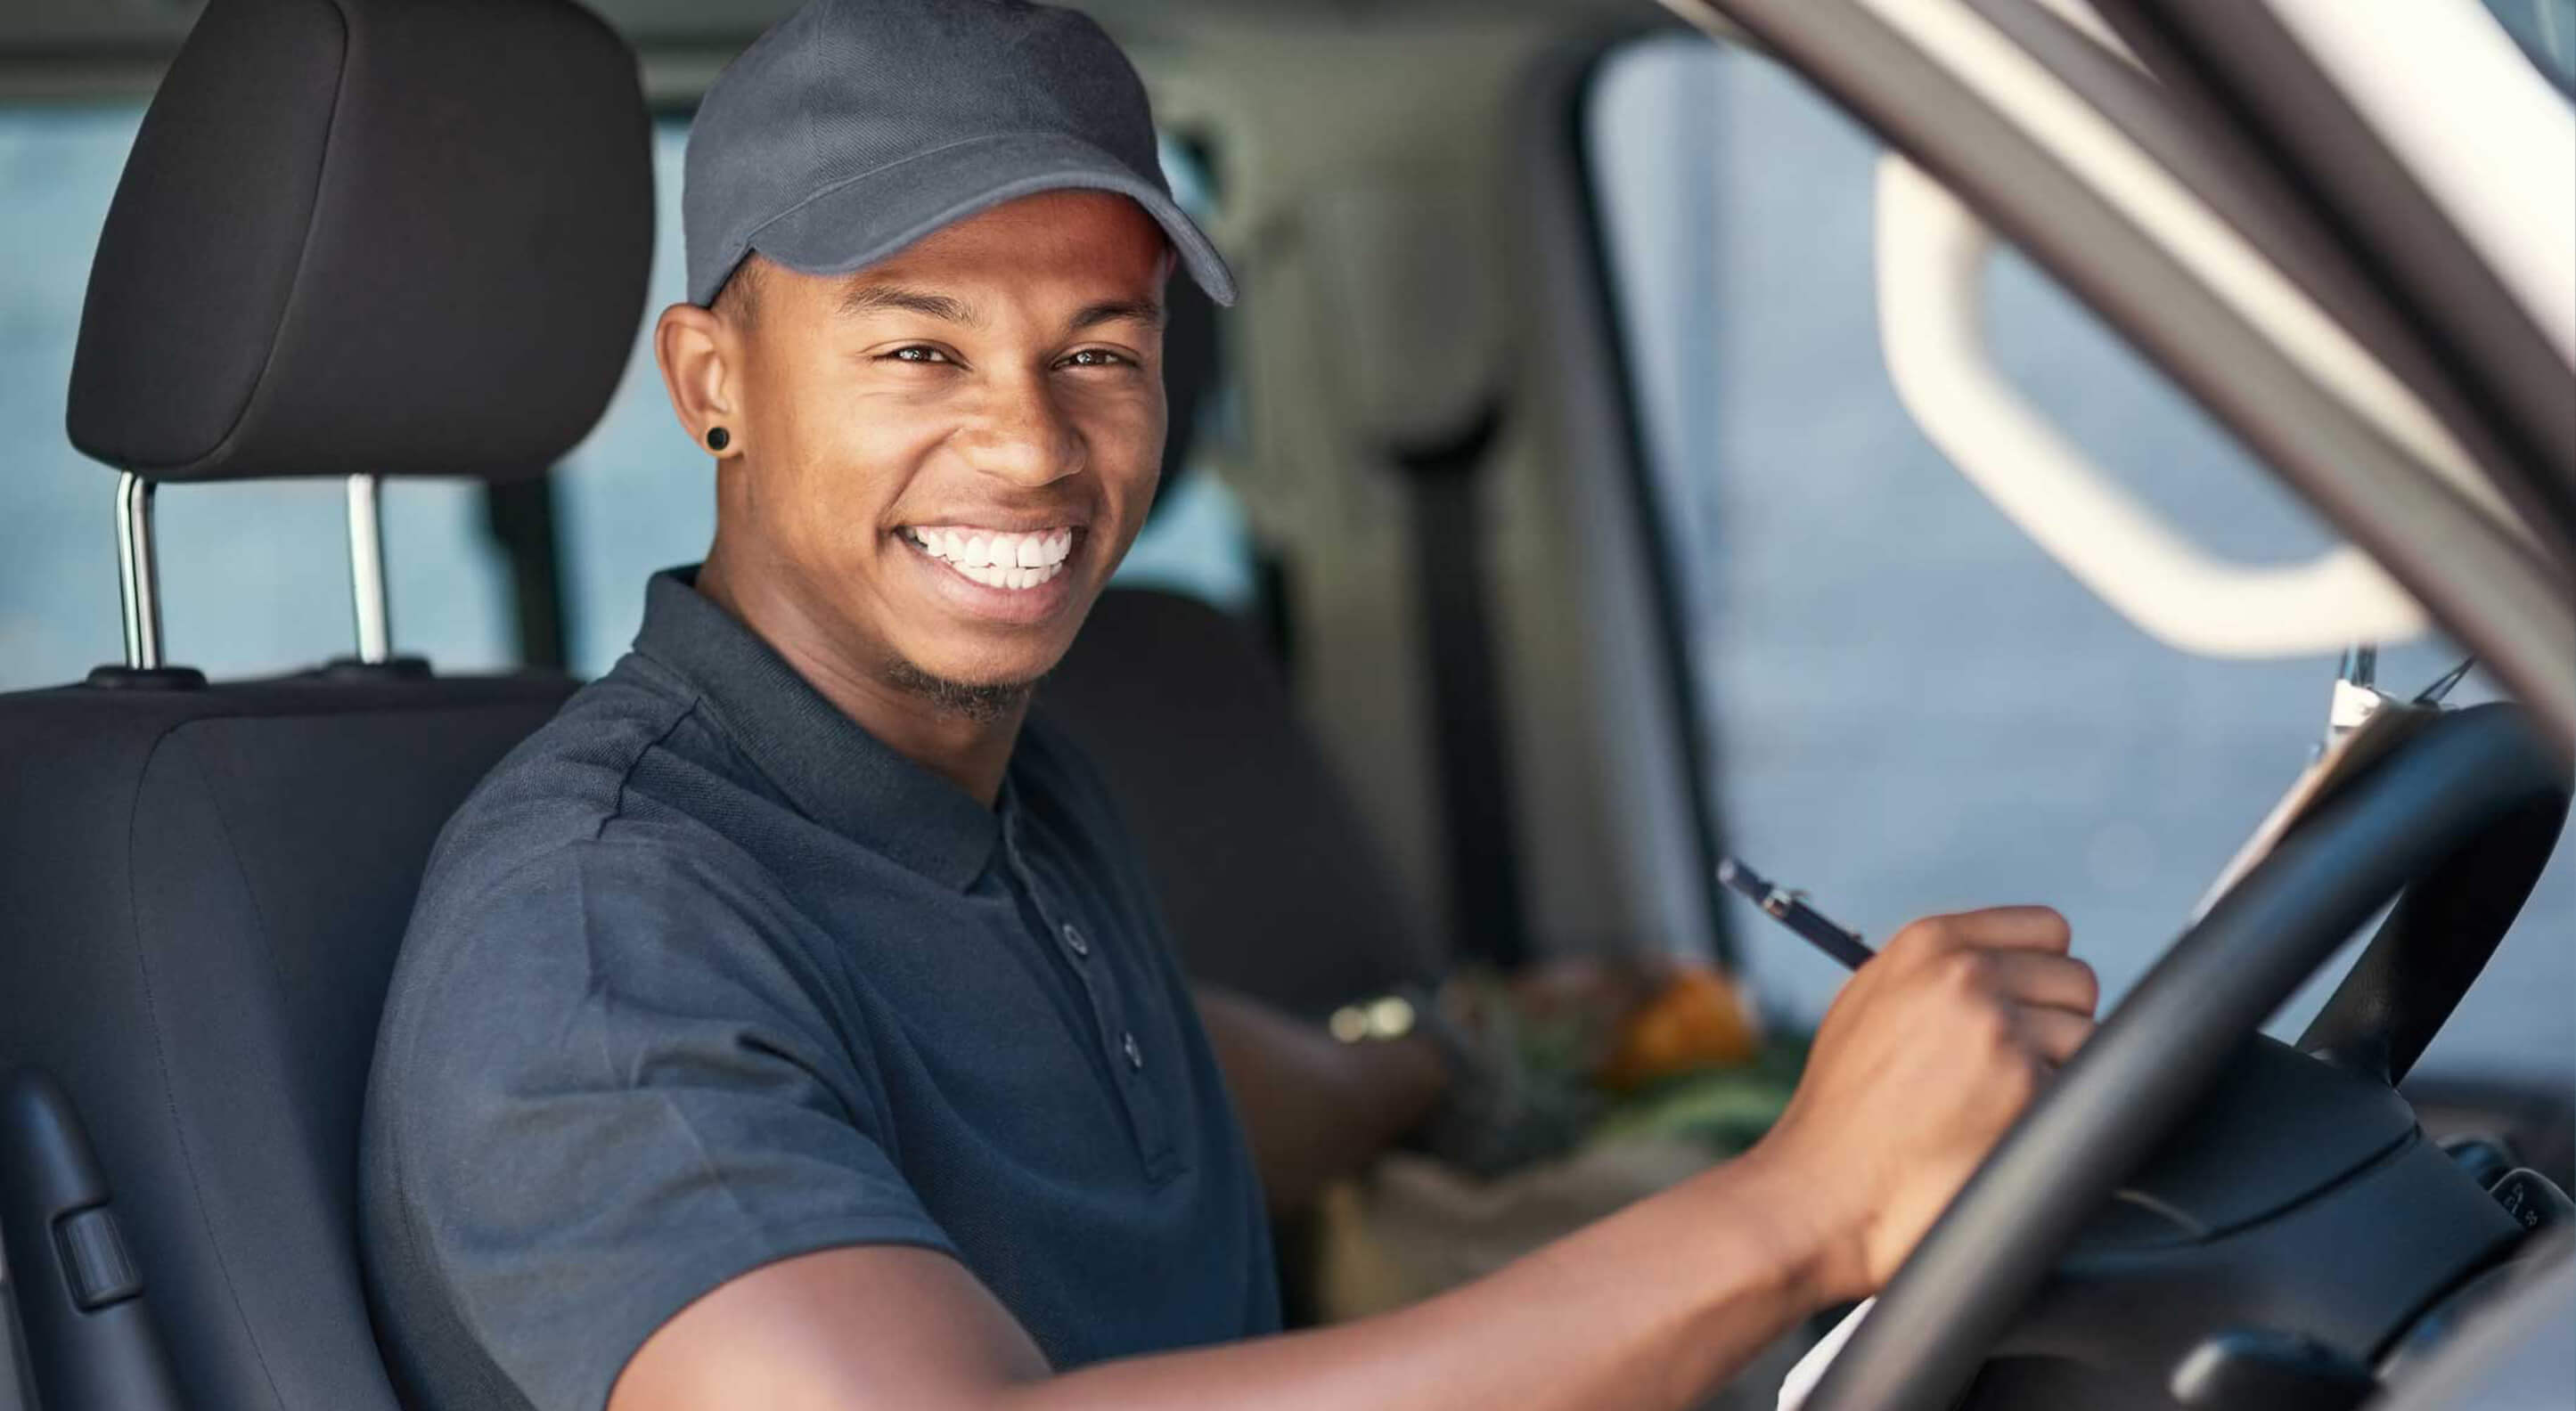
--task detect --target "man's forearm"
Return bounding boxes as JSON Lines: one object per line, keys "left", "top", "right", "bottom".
{"left": 995, "top": 1148, "right": 1843, "bottom": 1411}
{"left": 612, "top": 1149, "right": 1844, "bottom": 1411}
{"left": 615, "top": 911, "right": 2098, "bottom": 1411}
{"left": 1192, "top": 985, "right": 1451, "bottom": 1212}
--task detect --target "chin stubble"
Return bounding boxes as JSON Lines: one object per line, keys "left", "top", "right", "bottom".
{"left": 882, "top": 655, "right": 1038, "bottom": 725}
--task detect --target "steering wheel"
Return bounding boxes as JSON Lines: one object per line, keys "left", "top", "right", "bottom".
{"left": 1806, "top": 703, "right": 2572, "bottom": 1410}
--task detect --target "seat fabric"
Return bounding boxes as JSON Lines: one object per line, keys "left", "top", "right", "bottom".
{"left": 0, "top": 675, "right": 573, "bottom": 1411}
{"left": 1041, "top": 588, "right": 1445, "bottom": 1015}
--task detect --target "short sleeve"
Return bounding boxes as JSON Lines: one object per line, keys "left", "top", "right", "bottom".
{"left": 368, "top": 839, "right": 959, "bottom": 1411}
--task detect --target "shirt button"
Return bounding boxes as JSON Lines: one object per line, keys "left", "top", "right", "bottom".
{"left": 1121, "top": 1031, "right": 1144, "bottom": 1071}
{"left": 1060, "top": 921, "right": 1090, "bottom": 958}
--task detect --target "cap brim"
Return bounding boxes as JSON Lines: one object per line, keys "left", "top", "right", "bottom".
{"left": 701, "top": 130, "right": 1236, "bottom": 308}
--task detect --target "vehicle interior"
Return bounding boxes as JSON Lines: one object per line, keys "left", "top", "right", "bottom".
{"left": 1, "top": 1, "right": 2571, "bottom": 1409}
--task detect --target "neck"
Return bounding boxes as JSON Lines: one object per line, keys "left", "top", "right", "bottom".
{"left": 696, "top": 550, "right": 1026, "bottom": 805}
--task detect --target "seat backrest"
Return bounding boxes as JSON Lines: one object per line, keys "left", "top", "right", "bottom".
{"left": 0, "top": 4, "right": 650, "bottom": 1407}
{"left": 1042, "top": 588, "right": 1446, "bottom": 1015}
{"left": 0, "top": 681, "right": 578, "bottom": 1411}
{"left": 1043, "top": 265, "right": 1443, "bottom": 1013}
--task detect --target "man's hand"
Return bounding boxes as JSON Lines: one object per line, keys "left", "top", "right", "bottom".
{"left": 1744, "top": 906, "right": 2098, "bottom": 1299}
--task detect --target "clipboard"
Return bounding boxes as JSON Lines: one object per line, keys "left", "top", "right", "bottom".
{"left": 2189, "top": 692, "right": 2443, "bottom": 923}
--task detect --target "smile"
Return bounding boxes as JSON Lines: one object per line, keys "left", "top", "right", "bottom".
{"left": 901, "top": 524, "right": 1076, "bottom": 591}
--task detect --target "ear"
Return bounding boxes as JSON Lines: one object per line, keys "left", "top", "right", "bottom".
{"left": 654, "top": 302, "right": 744, "bottom": 459}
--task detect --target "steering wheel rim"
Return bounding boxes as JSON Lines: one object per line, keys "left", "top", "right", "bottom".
{"left": 1807, "top": 704, "right": 2572, "bottom": 1411}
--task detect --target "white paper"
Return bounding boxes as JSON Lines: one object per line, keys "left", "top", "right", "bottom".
{"left": 1777, "top": 1298, "right": 1873, "bottom": 1411}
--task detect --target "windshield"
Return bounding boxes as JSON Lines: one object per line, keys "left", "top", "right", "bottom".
{"left": 2484, "top": 0, "right": 2576, "bottom": 96}
{"left": 1583, "top": 35, "right": 2576, "bottom": 1081}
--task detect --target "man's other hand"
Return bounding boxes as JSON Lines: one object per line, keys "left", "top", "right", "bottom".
{"left": 1745, "top": 906, "right": 2098, "bottom": 1300}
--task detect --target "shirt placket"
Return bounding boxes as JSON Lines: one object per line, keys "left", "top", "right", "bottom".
{"left": 1002, "top": 813, "right": 1178, "bottom": 1182}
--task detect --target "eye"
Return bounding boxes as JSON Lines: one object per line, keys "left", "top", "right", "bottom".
{"left": 1059, "top": 347, "right": 1133, "bottom": 370}
{"left": 881, "top": 345, "right": 953, "bottom": 365}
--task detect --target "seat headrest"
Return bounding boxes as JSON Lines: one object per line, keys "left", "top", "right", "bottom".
{"left": 67, "top": 0, "right": 653, "bottom": 484}
{"left": 1152, "top": 266, "right": 1222, "bottom": 518}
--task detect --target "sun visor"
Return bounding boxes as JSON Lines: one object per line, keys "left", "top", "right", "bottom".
{"left": 65, "top": 0, "right": 654, "bottom": 484}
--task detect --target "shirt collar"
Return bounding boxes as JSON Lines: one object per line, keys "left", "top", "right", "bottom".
{"left": 632, "top": 566, "right": 1001, "bottom": 891}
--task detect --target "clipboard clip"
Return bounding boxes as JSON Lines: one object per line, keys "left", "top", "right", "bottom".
{"left": 2324, "top": 647, "right": 2474, "bottom": 752}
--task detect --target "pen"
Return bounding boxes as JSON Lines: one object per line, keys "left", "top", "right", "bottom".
{"left": 1717, "top": 855, "right": 1877, "bottom": 971}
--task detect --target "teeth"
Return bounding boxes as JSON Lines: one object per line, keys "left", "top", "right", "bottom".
{"left": 909, "top": 532, "right": 1068, "bottom": 592}
{"left": 904, "top": 525, "right": 1076, "bottom": 575}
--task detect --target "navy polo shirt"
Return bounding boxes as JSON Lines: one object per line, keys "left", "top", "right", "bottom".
{"left": 360, "top": 568, "right": 1280, "bottom": 1411}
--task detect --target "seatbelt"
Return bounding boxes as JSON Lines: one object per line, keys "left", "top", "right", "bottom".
{"left": 1393, "top": 402, "right": 1531, "bottom": 970}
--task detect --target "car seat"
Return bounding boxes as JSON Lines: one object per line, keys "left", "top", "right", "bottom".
{"left": 0, "top": 3, "right": 650, "bottom": 1407}
{"left": 1043, "top": 586, "right": 1448, "bottom": 1015}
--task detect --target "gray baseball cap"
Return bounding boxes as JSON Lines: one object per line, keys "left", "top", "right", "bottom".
{"left": 683, "top": 0, "right": 1235, "bottom": 310}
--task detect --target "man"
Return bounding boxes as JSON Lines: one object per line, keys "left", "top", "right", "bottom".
{"left": 358, "top": 3, "right": 2100, "bottom": 1408}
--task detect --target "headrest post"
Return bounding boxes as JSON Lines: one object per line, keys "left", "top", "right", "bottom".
{"left": 115, "top": 472, "right": 166, "bottom": 671}
{"left": 346, "top": 474, "right": 392, "bottom": 665}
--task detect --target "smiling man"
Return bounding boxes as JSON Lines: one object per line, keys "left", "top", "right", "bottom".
{"left": 670, "top": 195, "right": 1175, "bottom": 784}
{"left": 357, "top": 4, "right": 2099, "bottom": 1410}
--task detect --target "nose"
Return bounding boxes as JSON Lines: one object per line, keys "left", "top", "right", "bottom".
{"left": 953, "top": 373, "right": 1084, "bottom": 487}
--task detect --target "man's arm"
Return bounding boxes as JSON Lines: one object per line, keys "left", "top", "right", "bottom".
{"left": 1190, "top": 983, "right": 1450, "bottom": 1213}
{"left": 613, "top": 1142, "right": 1830, "bottom": 1411}
{"left": 609, "top": 906, "right": 2098, "bottom": 1411}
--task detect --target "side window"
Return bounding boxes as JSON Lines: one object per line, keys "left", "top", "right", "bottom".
{"left": 1581, "top": 37, "right": 2573, "bottom": 1076}
{"left": 2, "top": 107, "right": 519, "bottom": 687}
{"left": 1108, "top": 135, "right": 1259, "bottom": 614}
{"left": 4, "top": 110, "right": 1258, "bottom": 689}
{"left": 549, "top": 118, "right": 709, "bottom": 677}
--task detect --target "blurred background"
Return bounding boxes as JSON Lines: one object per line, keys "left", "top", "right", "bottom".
{"left": 4, "top": 1, "right": 2571, "bottom": 1081}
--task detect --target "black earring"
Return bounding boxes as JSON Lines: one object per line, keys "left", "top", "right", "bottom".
{"left": 706, "top": 426, "right": 732, "bottom": 452}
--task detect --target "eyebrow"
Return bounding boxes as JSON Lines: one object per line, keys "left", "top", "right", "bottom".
{"left": 836, "top": 283, "right": 979, "bottom": 325}
{"left": 834, "top": 283, "right": 1164, "bottom": 336}
{"left": 1067, "top": 298, "right": 1165, "bottom": 332}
